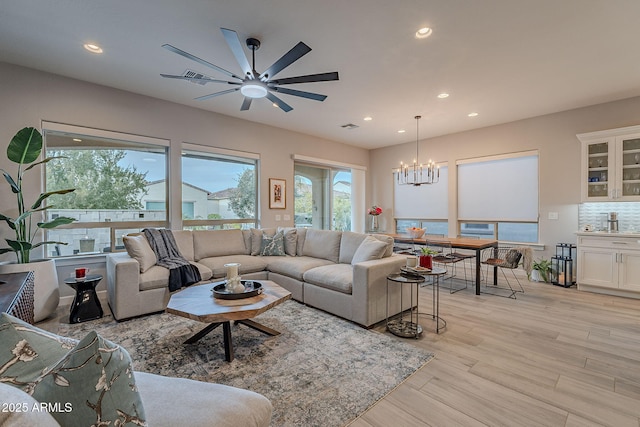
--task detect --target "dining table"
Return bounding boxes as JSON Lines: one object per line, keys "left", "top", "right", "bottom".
{"left": 387, "top": 234, "right": 499, "bottom": 295}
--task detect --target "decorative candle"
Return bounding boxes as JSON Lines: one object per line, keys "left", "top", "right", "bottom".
{"left": 224, "top": 263, "right": 239, "bottom": 279}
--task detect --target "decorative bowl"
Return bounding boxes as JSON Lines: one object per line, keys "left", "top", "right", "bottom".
{"left": 406, "top": 227, "right": 426, "bottom": 239}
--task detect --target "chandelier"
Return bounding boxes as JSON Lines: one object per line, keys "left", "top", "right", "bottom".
{"left": 396, "top": 115, "right": 439, "bottom": 186}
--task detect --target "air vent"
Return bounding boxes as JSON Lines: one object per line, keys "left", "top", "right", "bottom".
{"left": 341, "top": 123, "right": 359, "bottom": 130}
{"left": 183, "top": 69, "right": 212, "bottom": 86}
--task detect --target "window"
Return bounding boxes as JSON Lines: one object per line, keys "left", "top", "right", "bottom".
{"left": 457, "top": 152, "right": 539, "bottom": 243}
{"left": 44, "top": 123, "right": 169, "bottom": 256}
{"left": 294, "top": 164, "right": 352, "bottom": 230}
{"left": 394, "top": 165, "right": 448, "bottom": 234}
{"left": 181, "top": 145, "right": 258, "bottom": 230}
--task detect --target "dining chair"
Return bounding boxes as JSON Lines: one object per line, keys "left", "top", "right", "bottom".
{"left": 480, "top": 246, "right": 525, "bottom": 298}
{"left": 425, "top": 239, "right": 469, "bottom": 293}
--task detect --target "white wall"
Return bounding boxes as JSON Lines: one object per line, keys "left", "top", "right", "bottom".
{"left": 370, "top": 96, "right": 640, "bottom": 259}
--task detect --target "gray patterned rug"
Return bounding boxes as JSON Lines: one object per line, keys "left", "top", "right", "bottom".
{"left": 59, "top": 300, "right": 433, "bottom": 426}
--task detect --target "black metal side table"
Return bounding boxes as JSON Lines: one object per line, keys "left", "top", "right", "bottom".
{"left": 419, "top": 267, "right": 447, "bottom": 334}
{"left": 64, "top": 274, "right": 104, "bottom": 323}
{"left": 386, "top": 273, "right": 425, "bottom": 338}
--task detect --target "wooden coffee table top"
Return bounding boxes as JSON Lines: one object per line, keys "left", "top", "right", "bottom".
{"left": 166, "top": 280, "right": 291, "bottom": 324}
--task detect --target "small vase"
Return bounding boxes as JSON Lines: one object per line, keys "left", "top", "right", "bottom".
{"left": 370, "top": 215, "right": 379, "bottom": 231}
{"left": 419, "top": 255, "right": 433, "bottom": 269}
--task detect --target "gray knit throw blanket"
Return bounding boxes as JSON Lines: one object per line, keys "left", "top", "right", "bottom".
{"left": 143, "top": 228, "right": 201, "bottom": 292}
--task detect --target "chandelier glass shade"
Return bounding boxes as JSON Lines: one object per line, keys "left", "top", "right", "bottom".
{"left": 396, "top": 115, "right": 439, "bottom": 186}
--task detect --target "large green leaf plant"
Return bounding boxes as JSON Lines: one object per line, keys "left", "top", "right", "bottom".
{"left": 0, "top": 127, "right": 75, "bottom": 263}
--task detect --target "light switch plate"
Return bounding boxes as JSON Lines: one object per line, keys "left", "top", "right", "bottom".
{"left": 275, "top": 215, "right": 281, "bottom": 221}
{"left": 283, "top": 214, "right": 291, "bottom": 221}
{"left": 548, "top": 212, "right": 559, "bottom": 220}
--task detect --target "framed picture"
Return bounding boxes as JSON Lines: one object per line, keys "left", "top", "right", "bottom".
{"left": 269, "top": 178, "right": 286, "bottom": 209}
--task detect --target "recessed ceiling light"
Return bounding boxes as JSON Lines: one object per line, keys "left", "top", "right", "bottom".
{"left": 437, "top": 93, "right": 449, "bottom": 99}
{"left": 398, "top": 129, "right": 406, "bottom": 134}
{"left": 72, "top": 138, "right": 82, "bottom": 142}
{"left": 468, "top": 112, "right": 479, "bottom": 117}
{"left": 363, "top": 116, "right": 373, "bottom": 121}
{"left": 415, "top": 27, "right": 433, "bottom": 39}
{"left": 83, "top": 43, "right": 103, "bottom": 54}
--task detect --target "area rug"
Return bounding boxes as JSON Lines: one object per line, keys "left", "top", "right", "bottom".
{"left": 59, "top": 300, "right": 433, "bottom": 426}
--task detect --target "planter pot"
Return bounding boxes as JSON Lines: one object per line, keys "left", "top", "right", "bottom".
{"left": 419, "top": 255, "right": 433, "bottom": 269}
{"left": 0, "top": 259, "right": 59, "bottom": 322}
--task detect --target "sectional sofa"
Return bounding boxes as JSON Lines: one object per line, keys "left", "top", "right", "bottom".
{"left": 107, "top": 227, "right": 409, "bottom": 327}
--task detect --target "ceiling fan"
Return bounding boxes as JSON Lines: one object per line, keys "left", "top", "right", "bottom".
{"left": 160, "top": 28, "right": 339, "bottom": 112}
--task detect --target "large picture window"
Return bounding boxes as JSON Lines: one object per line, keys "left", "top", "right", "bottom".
{"left": 181, "top": 144, "right": 258, "bottom": 230}
{"left": 43, "top": 123, "right": 169, "bottom": 256}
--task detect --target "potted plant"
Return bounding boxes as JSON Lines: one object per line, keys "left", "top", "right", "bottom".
{"left": 531, "top": 258, "right": 552, "bottom": 283}
{"left": 0, "top": 126, "right": 75, "bottom": 321}
{"left": 419, "top": 247, "right": 439, "bottom": 269}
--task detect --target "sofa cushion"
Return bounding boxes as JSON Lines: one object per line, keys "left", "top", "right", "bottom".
{"left": 277, "top": 227, "right": 298, "bottom": 256}
{"left": 0, "top": 313, "right": 77, "bottom": 393}
{"left": 135, "top": 372, "right": 272, "bottom": 427}
{"left": 303, "top": 264, "right": 353, "bottom": 294}
{"left": 197, "top": 255, "right": 268, "bottom": 278}
{"left": 260, "top": 231, "right": 286, "bottom": 256}
{"left": 191, "top": 261, "right": 213, "bottom": 281}
{"left": 172, "top": 230, "right": 195, "bottom": 261}
{"left": 242, "top": 229, "right": 252, "bottom": 255}
{"left": 250, "top": 228, "right": 276, "bottom": 255}
{"left": 0, "top": 382, "right": 60, "bottom": 426}
{"left": 266, "top": 256, "right": 334, "bottom": 281}
{"left": 351, "top": 236, "right": 388, "bottom": 264}
{"left": 372, "top": 234, "right": 394, "bottom": 258}
{"left": 339, "top": 231, "right": 367, "bottom": 264}
{"left": 296, "top": 227, "right": 307, "bottom": 256}
{"left": 123, "top": 234, "right": 157, "bottom": 273}
{"left": 302, "top": 229, "right": 342, "bottom": 263}
{"left": 194, "top": 229, "right": 247, "bottom": 260}
{"left": 32, "top": 330, "right": 147, "bottom": 427}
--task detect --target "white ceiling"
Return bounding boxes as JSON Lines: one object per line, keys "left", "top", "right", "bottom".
{"left": 2, "top": 0, "right": 640, "bottom": 149}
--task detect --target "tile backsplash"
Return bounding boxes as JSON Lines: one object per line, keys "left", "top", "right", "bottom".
{"left": 578, "top": 202, "right": 640, "bottom": 232}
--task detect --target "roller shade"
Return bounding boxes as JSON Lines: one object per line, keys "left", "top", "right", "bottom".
{"left": 394, "top": 166, "right": 448, "bottom": 219}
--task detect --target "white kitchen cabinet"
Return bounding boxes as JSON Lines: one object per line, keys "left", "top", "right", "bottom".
{"left": 578, "top": 124, "right": 640, "bottom": 202}
{"left": 577, "top": 232, "right": 640, "bottom": 298}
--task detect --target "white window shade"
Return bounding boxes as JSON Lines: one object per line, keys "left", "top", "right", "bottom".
{"left": 394, "top": 166, "right": 448, "bottom": 219}
{"left": 458, "top": 154, "right": 538, "bottom": 221}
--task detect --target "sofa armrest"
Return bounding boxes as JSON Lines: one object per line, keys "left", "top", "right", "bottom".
{"left": 106, "top": 252, "right": 142, "bottom": 320}
{"left": 351, "top": 254, "right": 406, "bottom": 326}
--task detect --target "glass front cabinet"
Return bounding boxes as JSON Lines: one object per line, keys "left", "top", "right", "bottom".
{"left": 578, "top": 125, "right": 640, "bottom": 202}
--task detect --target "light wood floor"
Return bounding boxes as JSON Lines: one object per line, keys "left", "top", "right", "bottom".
{"left": 350, "top": 274, "right": 640, "bottom": 427}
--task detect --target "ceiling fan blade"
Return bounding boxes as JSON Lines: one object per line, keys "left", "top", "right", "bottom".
{"left": 220, "top": 28, "right": 254, "bottom": 79}
{"left": 259, "top": 41, "right": 312, "bottom": 80}
{"left": 265, "top": 92, "right": 293, "bottom": 112}
{"left": 270, "top": 71, "right": 339, "bottom": 85}
{"left": 272, "top": 87, "right": 327, "bottom": 101}
{"left": 162, "top": 44, "right": 243, "bottom": 81}
{"left": 240, "top": 97, "right": 252, "bottom": 111}
{"left": 194, "top": 87, "right": 240, "bottom": 101}
{"left": 160, "top": 73, "right": 240, "bottom": 85}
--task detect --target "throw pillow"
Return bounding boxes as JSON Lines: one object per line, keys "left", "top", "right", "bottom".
{"left": 32, "top": 330, "right": 146, "bottom": 427}
{"left": 351, "top": 236, "right": 388, "bottom": 264}
{"left": 277, "top": 227, "right": 298, "bottom": 256}
{"left": 123, "top": 234, "right": 157, "bottom": 273}
{"left": 250, "top": 228, "right": 276, "bottom": 256}
{"left": 0, "top": 313, "right": 77, "bottom": 394}
{"left": 260, "top": 231, "right": 286, "bottom": 256}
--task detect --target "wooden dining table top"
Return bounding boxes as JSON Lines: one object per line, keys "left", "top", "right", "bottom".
{"left": 386, "top": 234, "right": 498, "bottom": 250}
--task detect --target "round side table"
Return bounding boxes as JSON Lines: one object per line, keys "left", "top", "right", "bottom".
{"left": 386, "top": 273, "right": 425, "bottom": 338}
{"left": 64, "top": 274, "right": 104, "bottom": 323}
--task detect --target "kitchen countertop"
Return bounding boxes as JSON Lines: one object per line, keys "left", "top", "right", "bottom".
{"left": 576, "top": 231, "right": 640, "bottom": 237}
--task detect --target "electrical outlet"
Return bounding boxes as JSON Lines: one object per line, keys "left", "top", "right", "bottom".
{"left": 283, "top": 214, "right": 291, "bottom": 221}
{"left": 548, "top": 212, "right": 559, "bottom": 220}
{"left": 275, "top": 215, "right": 281, "bottom": 221}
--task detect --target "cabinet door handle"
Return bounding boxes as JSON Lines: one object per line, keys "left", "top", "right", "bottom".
{"left": 612, "top": 241, "right": 628, "bottom": 245}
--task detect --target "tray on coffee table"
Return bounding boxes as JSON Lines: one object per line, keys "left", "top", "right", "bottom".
{"left": 211, "top": 280, "right": 263, "bottom": 300}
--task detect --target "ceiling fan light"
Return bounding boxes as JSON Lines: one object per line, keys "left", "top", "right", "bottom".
{"left": 240, "top": 82, "right": 268, "bottom": 98}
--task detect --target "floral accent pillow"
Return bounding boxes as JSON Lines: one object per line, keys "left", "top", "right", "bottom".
{"left": 260, "top": 230, "right": 286, "bottom": 256}
{"left": 0, "top": 313, "right": 76, "bottom": 393}
{"left": 31, "top": 330, "right": 147, "bottom": 427}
